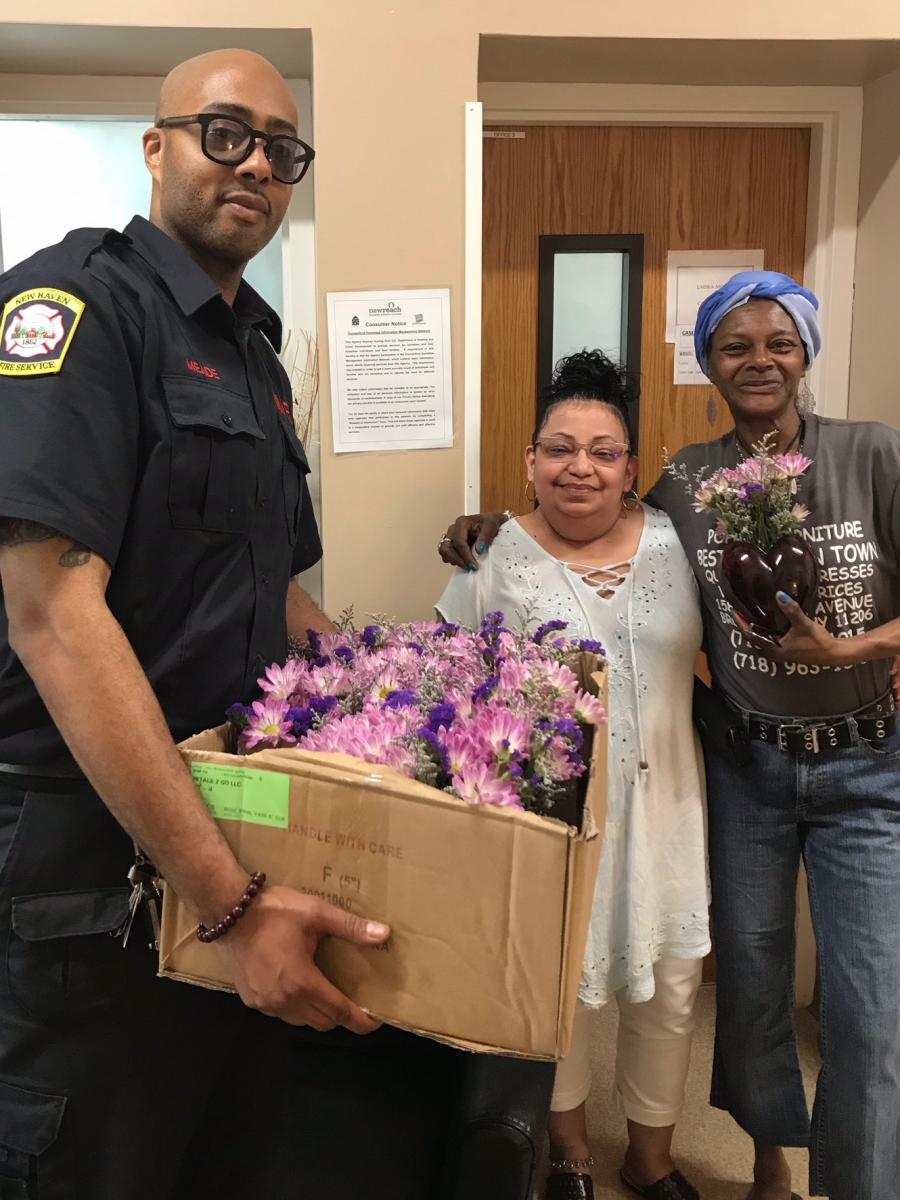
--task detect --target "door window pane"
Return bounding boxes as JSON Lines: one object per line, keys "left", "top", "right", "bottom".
{"left": 551, "top": 251, "right": 624, "bottom": 365}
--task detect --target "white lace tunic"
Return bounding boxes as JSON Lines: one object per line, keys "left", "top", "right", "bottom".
{"left": 437, "top": 505, "right": 710, "bottom": 1005}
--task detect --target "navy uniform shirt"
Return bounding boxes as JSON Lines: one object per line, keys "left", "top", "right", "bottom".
{"left": 0, "top": 216, "right": 321, "bottom": 764}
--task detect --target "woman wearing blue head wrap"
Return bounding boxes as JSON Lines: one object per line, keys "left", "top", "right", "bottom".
{"left": 692, "top": 270, "right": 821, "bottom": 379}
{"left": 653, "top": 272, "right": 900, "bottom": 1200}
{"left": 439, "top": 271, "right": 900, "bottom": 1200}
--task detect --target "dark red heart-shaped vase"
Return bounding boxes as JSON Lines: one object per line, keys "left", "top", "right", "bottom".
{"left": 720, "top": 534, "right": 818, "bottom": 638}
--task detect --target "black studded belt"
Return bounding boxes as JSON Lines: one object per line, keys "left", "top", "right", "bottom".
{"left": 746, "top": 691, "right": 896, "bottom": 754}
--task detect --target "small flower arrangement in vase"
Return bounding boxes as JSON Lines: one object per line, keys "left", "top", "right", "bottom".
{"left": 666, "top": 433, "right": 818, "bottom": 637}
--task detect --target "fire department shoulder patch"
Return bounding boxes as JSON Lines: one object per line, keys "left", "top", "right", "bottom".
{"left": 0, "top": 288, "right": 86, "bottom": 377}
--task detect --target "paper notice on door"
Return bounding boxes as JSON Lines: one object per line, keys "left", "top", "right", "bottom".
{"left": 327, "top": 288, "right": 453, "bottom": 453}
{"left": 674, "top": 324, "right": 707, "bottom": 385}
{"left": 665, "top": 250, "right": 764, "bottom": 342}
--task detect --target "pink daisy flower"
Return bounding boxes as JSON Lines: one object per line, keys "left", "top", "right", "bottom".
{"left": 242, "top": 699, "right": 297, "bottom": 750}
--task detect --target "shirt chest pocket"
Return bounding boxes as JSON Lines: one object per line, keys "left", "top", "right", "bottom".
{"left": 162, "top": 377, "right": 265, "bottom": 534}
{"left": 279, "top": 417, "right": 311, "bottom": 543}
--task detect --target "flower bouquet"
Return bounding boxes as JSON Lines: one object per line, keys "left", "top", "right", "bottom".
{"left": 227, "top": 612, "right": 606, "bottom": 828}
{"left": 666, "top": 434, "right": 817, "bottom": 637}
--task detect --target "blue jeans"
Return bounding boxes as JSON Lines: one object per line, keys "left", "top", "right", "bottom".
{"left": 704, "top": 715, "right": 900, "bottom": 1200}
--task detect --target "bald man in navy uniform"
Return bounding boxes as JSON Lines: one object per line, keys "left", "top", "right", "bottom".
{"left": 0, "top": 50, "right": 394, "bottom": 1198}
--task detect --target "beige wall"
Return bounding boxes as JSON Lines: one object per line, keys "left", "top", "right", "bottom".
{"left": 6, "top": 2, "right": 900, "bottom": 618}
{"left": 850, "top": 66, "right": 900, "bottom": 425}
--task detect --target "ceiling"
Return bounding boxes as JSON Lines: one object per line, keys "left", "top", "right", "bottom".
{"left": 479, "top": 35, "right": 900, "bottom": 87}
{"left": 2, "top": 26, "right": 897, "bottom": 88}
{"left": 0, "top": 25, "right": 312, "bottom": 78}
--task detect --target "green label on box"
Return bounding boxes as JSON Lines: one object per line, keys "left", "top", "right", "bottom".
{"left": 190, "top": 763, "right": 290, "bottom": 828}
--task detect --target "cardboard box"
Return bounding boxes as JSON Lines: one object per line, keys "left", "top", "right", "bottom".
{"left": 158, "top": 671, "right": 606, "bottom": 1060}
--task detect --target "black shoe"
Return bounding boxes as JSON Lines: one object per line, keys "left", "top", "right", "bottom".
{"left": 619, "top": 1168, "right": 700, "bottom": 1200}
{"left": 545, "top": 1171, "right": 595, "bottom": 1199}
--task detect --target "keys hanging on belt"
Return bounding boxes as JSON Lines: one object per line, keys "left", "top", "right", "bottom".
{"left": 116, "top": 853, "right": 162, "bottom": 950}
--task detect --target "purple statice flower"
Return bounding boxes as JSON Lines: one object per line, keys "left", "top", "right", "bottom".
{"left": 309, "top": 695, "right": 338, "bottom": 719}
{"left": 306, "top": 630, "right": 322, "bottom": 654}
{"left": 242, "top": 698, "right": 298, "bottom": 750}
{"left": 578, "top": 638, "right": 605, "bottom": 655}
{"left": 418, "top": 726, "right": 450, "bottom": 776}
{"left": 287, "top": 704, "right": 315, "bottom": 736}
{"left": 480, "top": 611, "right": 507, "bottom": 633}
{"left": 333, "top": 645, "right": 354, "bottom": 664}
{"left": 312, "top": 655, "right": 332, "bottom": 668}
{"left": 426, "top": 702, "right": 456, "bottom": 732}
{"left": 739, "top": 481, "right": 765, "bottom": 502}
{"left": 225, "top": 702, "right": 251, "bottom": 730}
{"left": 361, "top": 624, "right": 382, "bottom": 651}
{"left": 384, "top": 689, "right": 418, "bottom": 710}
{"left": 472, "top": 675, "right": 499, "bottom": 703}
{"left": 405, "top": 641, "right": 425, "bottom": 656}
{"left": 433, "top": 621, "right": 460, "bottom": 639}
{"left": 478, "top": 611, "right": 510, "bottom": 662}
{"left": 532, "top": 618, "right": 568, "bottom": 645}
{"left": 554, "top": 716, "right": 584, "bottom": 747}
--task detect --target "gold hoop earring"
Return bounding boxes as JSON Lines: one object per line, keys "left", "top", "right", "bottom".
{"left": 621, "top": 489, "right": 640, "bottom": 512}
{"left": 524, "top": 480, "right": 536, "bottom": 504}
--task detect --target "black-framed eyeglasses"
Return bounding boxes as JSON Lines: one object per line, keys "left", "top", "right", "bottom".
{"left": 157, "top": 113, "right": 315, "bottom": 185}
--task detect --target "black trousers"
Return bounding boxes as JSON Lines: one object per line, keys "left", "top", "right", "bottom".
{"left": 0, "top": 774, "right": 553, "bottom": 1199}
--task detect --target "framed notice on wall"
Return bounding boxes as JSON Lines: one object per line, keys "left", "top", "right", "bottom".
{"left": 665, "top": 249, "right": 764, "bottom": 343}
{"left": 327, "top": 288, "right": 453, "bottom": 454}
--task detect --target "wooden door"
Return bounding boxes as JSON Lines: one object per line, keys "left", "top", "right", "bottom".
{"left": 481, "top": 124, "right": 810, "bottom": 510}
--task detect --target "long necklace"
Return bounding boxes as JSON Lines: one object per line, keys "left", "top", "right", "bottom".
{"left": 734, "top": 417, "right": 805, "bottom": 462}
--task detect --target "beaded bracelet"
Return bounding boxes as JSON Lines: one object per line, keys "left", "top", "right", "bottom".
{"left": 196, "top": 872, "right": 267, "bottom": 943}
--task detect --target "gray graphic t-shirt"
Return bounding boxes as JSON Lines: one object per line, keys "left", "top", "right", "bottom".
{"left": 647, "top": 415, "right": 900, "bottom": 717}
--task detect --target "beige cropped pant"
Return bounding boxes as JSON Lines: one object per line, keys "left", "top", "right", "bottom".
{"left": 550, "top": 957, "right": 703, "bottom": 1127}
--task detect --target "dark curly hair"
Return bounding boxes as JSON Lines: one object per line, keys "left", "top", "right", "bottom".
{"left": 532, "top": 349, "right": 639, "bottom": 448}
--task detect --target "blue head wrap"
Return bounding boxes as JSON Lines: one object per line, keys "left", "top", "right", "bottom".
{"left": 693, "top": 270, "right": 821, "bottom": 377}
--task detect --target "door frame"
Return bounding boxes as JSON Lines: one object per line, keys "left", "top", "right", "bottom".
{"left": 464, "top": 82, "right": 863, "bottom": 520}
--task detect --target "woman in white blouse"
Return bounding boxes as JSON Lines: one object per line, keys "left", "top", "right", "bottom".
{"left": 437, "top": 351, "right": 709, "bottom": 1200}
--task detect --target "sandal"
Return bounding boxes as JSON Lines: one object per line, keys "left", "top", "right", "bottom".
{"left": 545, "top": 1173, "right": 594, "bottom": 1200}
{"left": 619, "top": 1168, "right": 700, "bottom": 1200}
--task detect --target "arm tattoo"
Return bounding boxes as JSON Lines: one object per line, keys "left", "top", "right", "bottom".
{"left": 0, "top": 519, "right": 93, "bottom": 568}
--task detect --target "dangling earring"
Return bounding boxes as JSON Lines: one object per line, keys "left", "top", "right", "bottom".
{"left": 524, "top": 479, "right": 536, "bottom": 504}
{"left": 796, "top": 378, "right": 816, "bottom": 414}
{"left": 621, "top": 488, "right": 640, "bottom": 512}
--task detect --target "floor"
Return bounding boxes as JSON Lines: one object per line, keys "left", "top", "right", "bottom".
{"left": 539, "top": 984, "right": 821, "bottom": 1200}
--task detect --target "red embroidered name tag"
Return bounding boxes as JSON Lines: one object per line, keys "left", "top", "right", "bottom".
{"left": 186, "top": 359, "right": 220, "bottom": 380}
